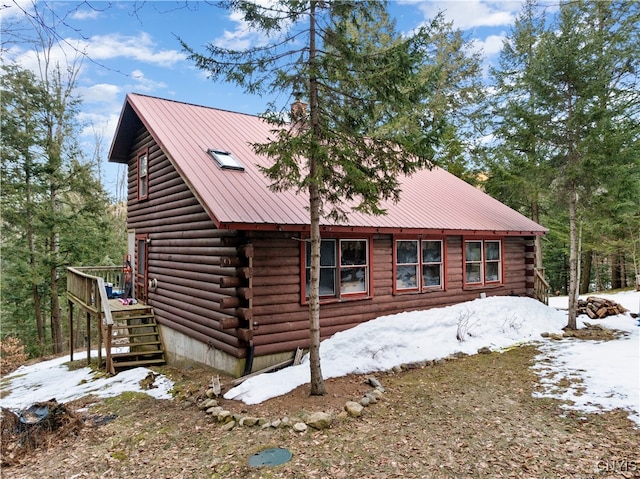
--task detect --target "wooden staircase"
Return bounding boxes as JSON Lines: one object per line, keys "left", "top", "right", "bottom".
{"left": 109, "top": 304, "right": 166, "bottom": 372}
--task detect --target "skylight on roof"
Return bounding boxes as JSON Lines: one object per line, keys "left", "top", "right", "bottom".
{"left": 208, "top": 149, "right": 245, "bottom": 171}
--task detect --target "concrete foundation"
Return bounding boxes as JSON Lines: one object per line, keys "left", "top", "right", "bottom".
{"left": 159, "top": 325, "right": 302, "bottom": 378}
{"left": 159, "top": 325, "right": 245, "bottom": 377}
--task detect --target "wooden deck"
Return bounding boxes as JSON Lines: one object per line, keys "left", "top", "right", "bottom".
{"left": 67, "top": 266, "right": 165, "bottom": 373}
{"left": 108, "top": 299, "right": 151, "bottom": 314}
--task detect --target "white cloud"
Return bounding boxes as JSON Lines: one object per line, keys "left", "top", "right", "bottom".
{"left": 77, "top": 83, "right": 121, "bottom": 104}
{"left": 129, "top": 69, "right": 167, "bottom": 93}
{"left": 0, "top": 0, "right": 33, "bottom": 23}
{"left": 4, "top": 40, "right": 89, "bottom": 80}
{"left": 212, "top": 0, "right": 299, "bottom": 50}
{"left": 470, "top": 33, "right": 507, "bottom": 57}
{"left": 71, "top": 8, "right": 101, "bottom": 21}
{"left": 3, "top": 31, "right": 185, "bottom": 83}
{"left": 214, "top": 9, "right": 273, "bottom": 50}
{"left": 85, "top": 33, "right": 186, "bottom": 66}
{"left": 78, "top": 111, "right": 121, "bottom": 144}
{"left": 412, "top": 0, "right": 519, "bottom": 30}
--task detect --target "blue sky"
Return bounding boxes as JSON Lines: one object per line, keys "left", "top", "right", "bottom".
{"left": 2, "top": 1, "right": 553, "bottom": 198}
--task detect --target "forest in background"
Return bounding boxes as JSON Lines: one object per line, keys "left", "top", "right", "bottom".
{"left": 1, "top": 0, "right": 638, "bottom": 358}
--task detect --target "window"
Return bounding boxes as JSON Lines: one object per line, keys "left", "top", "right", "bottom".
{"left": 395, "top": 239, "right": 443, "bottom": 291}
{"left": 340, "top": 239, "right": 368, "bottom": 294}
{"left": 208, "top": 149, "right": 245, "bottom": 171}
{"left": 422, "top": 240, "right": 443, "bottom": 288}
{"left": 137, "top": 150, "right": 148, "bottom": 200}
{"left": 304, "top": 238, "right": 369, "bottom": 300}
{"left": 465, "top": 239, "right": 502, "bottom": 285}
{"left": 396, "top": 240, "right": 419, "bottom": 289}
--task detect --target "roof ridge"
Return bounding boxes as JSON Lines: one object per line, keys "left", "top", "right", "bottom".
{"left": 127, "top": 92, "right": 263, "bottom": 119}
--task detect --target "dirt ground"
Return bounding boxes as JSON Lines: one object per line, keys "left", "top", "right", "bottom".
{"left": 2, "top": 344, "right": 639, "bottom": 479}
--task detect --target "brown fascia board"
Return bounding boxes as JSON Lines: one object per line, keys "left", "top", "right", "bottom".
{"left": 219, "top": 221, "right": 547, "bottom": 236}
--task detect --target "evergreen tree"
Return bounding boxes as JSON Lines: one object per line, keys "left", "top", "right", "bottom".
{"left": 1, "top": 60, "right": 126, "bottom": 356}
{"left": 486, "top": 0, "right": 551, "bottom": 270}
{"left": 183, "top": 0, "right": 449, "bottom": 395}
{"left": 531, "top": 1, "right": 639, "bottom": 327}
{"left": 1, "top": 64, "right": 50, "bottom": 353}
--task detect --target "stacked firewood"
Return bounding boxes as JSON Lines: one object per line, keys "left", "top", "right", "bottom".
{"left": 577, "top": 296, "right": 628, "bottom": 319}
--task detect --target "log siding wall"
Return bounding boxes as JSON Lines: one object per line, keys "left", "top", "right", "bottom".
{"left": 127, "top": 127, "right": 250, "bottom": 359}
{"left": 249, "top": 232, "right": 532, "bottom": 357}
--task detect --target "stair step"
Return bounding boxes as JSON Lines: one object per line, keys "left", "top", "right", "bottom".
{"left": 112, "top": 358, "right": 166, "bottom": 369}
{"left": 113, "top": 332, "right": 160, "bottom": 339}
{"left": 105, "top": 304, "right": 165, "bottom": 372}
{"left": 112, "top": 350, "right": 164, "bottom": 359}
{"left": 113, "top": 340, "right": 162, "bottom": 348}
{"left": 113, "top": 322, "right": 158, "bottom": 330}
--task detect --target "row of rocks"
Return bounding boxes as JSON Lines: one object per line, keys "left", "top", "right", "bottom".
{"left": 198, "top": 348, "right": 503, "bottom": 432}
{"left": 199, "top": 375, "right": 387, "bottom": 432}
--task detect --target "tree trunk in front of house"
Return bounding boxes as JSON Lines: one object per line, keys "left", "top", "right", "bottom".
{"left": 307, "top": 0, "right": 326, "bottom": 397}
{"left": 308, "top": 181, "right": 325, "bottom": 396}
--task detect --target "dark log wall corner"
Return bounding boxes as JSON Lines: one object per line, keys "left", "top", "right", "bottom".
{"left": 127, "top": 127, "right": 251, "bottom": 360}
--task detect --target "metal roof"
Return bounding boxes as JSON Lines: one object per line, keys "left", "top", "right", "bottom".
{"left": 109, "top": 93, "right": 547, "bottom": 236}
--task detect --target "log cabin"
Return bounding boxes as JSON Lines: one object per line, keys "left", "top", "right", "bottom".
{"left": 107, "top": 93, "right": 547, "bottom": 377}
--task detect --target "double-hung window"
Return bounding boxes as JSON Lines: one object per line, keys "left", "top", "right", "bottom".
{"left": 304, "top": 238, "right": 369, "bottom": 300}
{"left": 395, "top": 239, "right": 444, "bottom": 291}
{"left": 137, "top": 149, "right": 149, "bottom": 200}
{"left": 464, "top": 239, "right": 502, "bottom": 285}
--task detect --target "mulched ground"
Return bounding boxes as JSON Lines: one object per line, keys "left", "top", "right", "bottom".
{"left": 2, "top": 344, "right": 639, "bottom": 479}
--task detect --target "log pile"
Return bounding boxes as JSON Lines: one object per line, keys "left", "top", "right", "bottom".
{"left": 577, "top": 296, "right": 628, "bottom": 319}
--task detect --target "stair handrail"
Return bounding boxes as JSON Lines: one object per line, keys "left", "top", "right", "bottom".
{"left": 67, "top": 266, "right": 118, "bottom": 372}
{"left": 534, "top": 268, "right": 550, "bottom": 305}
{"left": 66, "top": 267, "right": 114, "bottom": 326}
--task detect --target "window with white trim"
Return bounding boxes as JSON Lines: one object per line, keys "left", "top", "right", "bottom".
{"left": 465, "top": 239, "right": 502, "bottom": 285}
{"left": 137, "top": 150, "right": 148, "bottom": 200}
{"left": 305, "top": 238, "right": 369, "bottom": 299}
{"left": 395, "top": 239, "right": 443, "bottom": 291}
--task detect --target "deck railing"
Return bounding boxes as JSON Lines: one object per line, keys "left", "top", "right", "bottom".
{"left": 533, "top": 268, "right": 550, "bottom": 305}
{"left": 67, "top": 266, "right": 121, "bottom": 371}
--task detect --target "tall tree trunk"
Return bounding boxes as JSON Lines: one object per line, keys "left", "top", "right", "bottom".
{"left": 567, "top": 184, "right": 578, "bottom": 329}
{"left": 610, "top": 253, "right": 622, "bottom": 289}
{"left": 50, "top": 230, "right": 63, "bottom": 353}
{"left": 594, "top": 253, "right": 603, "bottom": 291}
{"left": 580, "top": 250, "right": 592, "bottom": 294}
{"left": 27, "top": 200, "right": 45, "bottom": 352}
{"left": 32, "top": 282, "right": 45, "bottom": 353}
{"left": 307, "top": 0, "right": 326, "bottom": 397}
{"left": 531, "top": 200, "right": 543, "bottom": 270}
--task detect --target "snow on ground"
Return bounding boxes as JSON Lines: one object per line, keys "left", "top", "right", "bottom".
{"left": 223, "top": 291, "right": 639, "bottom": 426}
{"left": 0, "top": 352, "right": 174, "bottom": 409}
{"left": 537, "top": 290, "right": 640, "bottom": 425}
{"left": 1, "top": 291, "right": 638, "bottom": 426}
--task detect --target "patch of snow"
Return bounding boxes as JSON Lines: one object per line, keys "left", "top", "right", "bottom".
{"left": 2, "top": 291, "right": 638, "bottom": 427}
{"left": 537, "top": 291, "right": 639, "bottom": 425}
{"left": 0, "top": 352, "right": 173, "bottom": 410}
{"left": 224, "top": 296, "right": 567, "bottom": 405}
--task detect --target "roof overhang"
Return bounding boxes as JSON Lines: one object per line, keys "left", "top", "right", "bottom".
{"left": 219, "top": 221, "right": 547, "bottom": 237}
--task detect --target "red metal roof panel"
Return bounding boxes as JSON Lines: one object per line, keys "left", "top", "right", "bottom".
{"left": 110, "top": 94, "right": 546, "bottom": 235}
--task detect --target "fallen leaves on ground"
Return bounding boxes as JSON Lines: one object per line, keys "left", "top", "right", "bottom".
{"left": 3, "top": 346, "right": 639, "bottom": 478}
